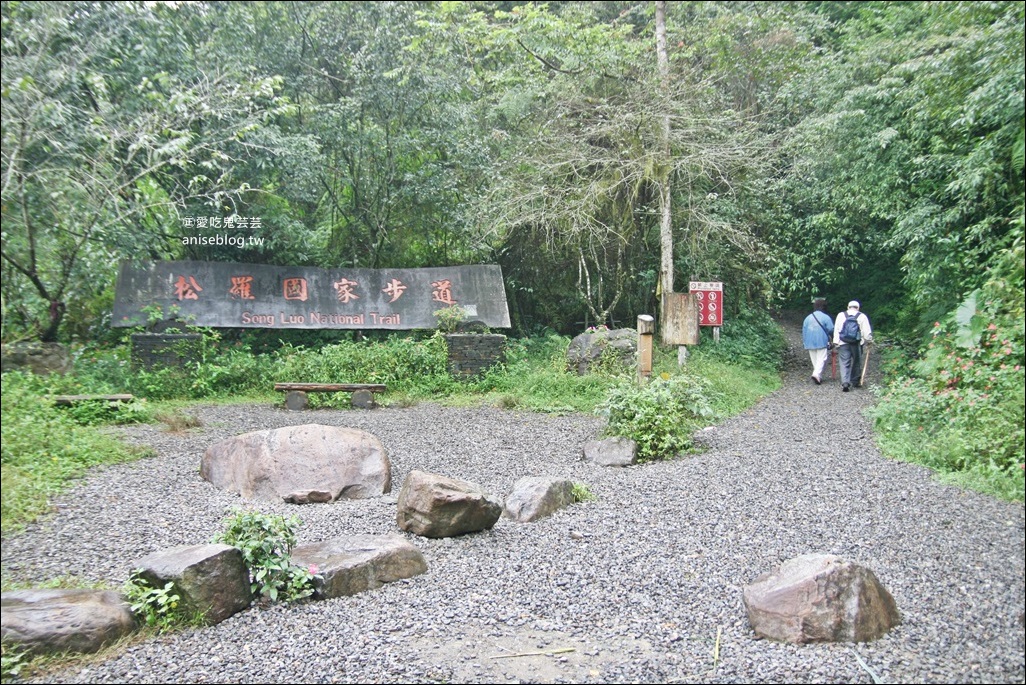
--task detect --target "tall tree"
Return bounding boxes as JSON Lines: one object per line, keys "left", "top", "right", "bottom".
{"left": 1, "top": 1, "right": 289, "bottom": 340}
{"left": 655, "top": 0, "right": 674, "bottom": 338}
{"left": 420, "top": 2, "right": 767, "bottom": 330}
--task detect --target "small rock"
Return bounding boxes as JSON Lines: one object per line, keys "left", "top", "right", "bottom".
{"left": 396, "top": 470, "right": 503, "bottom": 538}
{"left": 583, "top": 437, "right": 637, "bottom": 467}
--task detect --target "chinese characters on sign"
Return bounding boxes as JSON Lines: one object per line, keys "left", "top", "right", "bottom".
{"left": 332, "top": 278, "right": 359, "bottom": 303}
{"left": 113, "top": 261, "right": 511, "bottom": 330}
{"left": 382, "top": 279, "right": 407, "bottom": 303}
{"left": 229, "top": 276, "right": 255, "bottom": 300}
{"left": 431, "top": 279, "right": 456, "bottom": 305}
{"left": 283, "top": 278, "right": 308, "bottom": 302}
{"left": 688, "top": 281, "right": 724, "bottom": 326}
{"left": 174, "top": 275, "right": 202, "bottom": 300}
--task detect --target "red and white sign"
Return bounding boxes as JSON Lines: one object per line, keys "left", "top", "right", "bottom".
{"left": 689, "top": 281, "right": 724, "bottom": 326}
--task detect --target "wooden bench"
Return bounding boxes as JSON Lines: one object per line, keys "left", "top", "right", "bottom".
{"left": 273, "top": 383, "right": 386, "bottom": 411}
{"left": 51, "top": 394, "right": 135, "bottom": 407}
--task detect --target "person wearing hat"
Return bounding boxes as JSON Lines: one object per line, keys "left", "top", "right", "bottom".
{"left": 833, "top": 300, "right": 873, "bottom": 391}
{"left": 802, "top": 297, "right": 834, "bottom": 385}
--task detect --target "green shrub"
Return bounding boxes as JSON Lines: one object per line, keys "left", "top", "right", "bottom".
{"left": 213, "top": 510, "right": 317, "bottom": 602}
{"left": 693, "top": 306, "right": 787, "bottom": 372}
{"left": 571, "top": 482, "right": 597, "bottom": 503}
{"left": 433, "top": 305, "right": 467, "bottom": 333}
{"left": 869, "top": 329, "right": 1024, "bottom": 500}
{"left": 1, "top": 641, "right": 28, "bottom": 681}
{"left": 600, "top": 374, "right": 717, "bottom": 461}
{"left": 466, "top": 334, "right": 626, "bottom": 413}
{"left": 275, "top": 334, "right": 452, "bottom": 406}
{"left": 62, "top": 398, "right": 153, "bottom": 426}
{"left": 869, "top": 263, "right": 1025, "bottom": 501}
{"left": 122, "top": 571, "right": 195, "bottom": 631}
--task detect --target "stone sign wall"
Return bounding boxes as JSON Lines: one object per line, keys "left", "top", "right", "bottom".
{"left": 112, "top": 261, "right": 511, "bottom": 330}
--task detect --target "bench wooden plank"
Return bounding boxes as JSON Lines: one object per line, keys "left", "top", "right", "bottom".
{"left": 273, "top": 383, "right": 386, "bottom": 393}
{"left": 52, "top": 394, "right": 135, "bottom": 405}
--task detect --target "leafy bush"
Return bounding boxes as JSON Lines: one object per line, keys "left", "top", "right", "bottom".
{"left": 0, "top": 362, "right": 152, "bottom": 426}
{"left": 1, "top": 641, "right": 28, "bottom": 681}
{"left": 275, "top": 334, "right": 453, "bottom": 405}
{"left": 214, "top": 510, "right": 317, "bottom": 602}
{"left": 692, "top": 306, "right": 787, "bottom": 372}
{"left": 600, "top": 374, "right": 717, "bottom": 461}
{"left": 571, "top": 482, "right": 597, "bottom": 503}
{"left": 62, "top": 398, "right": 153, "bottom": 426}
{"left": 433, "top": 305, "right": 467, "bottom": 333}
{"left": 466, "top": 334, "right": 626, "bottom": 413}
{"left": 122, "top": 571, "right": 191, "bottom": 631}
{"left": 870, "top": 237, "right": 1025, "bottom": 501}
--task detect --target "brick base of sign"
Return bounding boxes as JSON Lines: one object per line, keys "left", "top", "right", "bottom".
{"left": 444, "top": 334, "right": 506, "bottom": 378}
{"left": 131, "top": 334, "right": 203, "bottom": 370}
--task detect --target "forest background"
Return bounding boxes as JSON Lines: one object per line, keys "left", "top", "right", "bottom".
{"left": 1, "top": 0, "right": 1024, "bottom": 510}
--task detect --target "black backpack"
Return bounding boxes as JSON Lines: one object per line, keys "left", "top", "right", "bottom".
{"left": 839, "top": 314, "right": 862, "bottom": 344}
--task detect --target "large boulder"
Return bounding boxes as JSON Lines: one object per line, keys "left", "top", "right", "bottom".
{"left": 743, "top": 554, "right": 901, "bottom": 643}
{"left": 134, "top": 544, "right": 252, "bottom": 625}
{"left": 504, "top": 477, "right": 576, "bottom": 523}
{"left": 566, "top": 328, "right": 636, "bottom": 375}
{"left": 201, "top": 424, "right": 391, "bottom": 503}
{"left": 396, "top": 470, "right": 503, "bottom": 538}
{"left": 292, "top": 535, "right": 427, "bottom": 599}
{"left": 0, "top": 589, "right": 135, "bottom": 656}
{"left": 583, "top": 437, "right": 638, "bottom": 467}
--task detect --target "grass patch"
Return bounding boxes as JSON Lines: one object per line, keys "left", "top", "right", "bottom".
{"left": 390, "top": 334, "right": 626, "bottom": 414}
{"left": 1, "top": 373, "right": 155, "bottom": 534}
{"left": 155, "top": 410, "right": 203, "bottom": 433}
{"left": 686, "top": 351, "right": 782, "bottom": 417}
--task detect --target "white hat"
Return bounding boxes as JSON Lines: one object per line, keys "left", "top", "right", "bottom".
{"left": 847, "top": 300, "right": 860, "bottom": 310}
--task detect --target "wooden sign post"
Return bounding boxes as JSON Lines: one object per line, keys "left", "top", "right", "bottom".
{"left": 661, "top": 293, "right": 700, "bottom": 365}
{"left": 637, "top": 314, "right": 655, "bottom": 382}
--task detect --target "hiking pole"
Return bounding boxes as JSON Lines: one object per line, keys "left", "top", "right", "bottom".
{"left": 831, "top": 346, "right": 837, "bottom": 380}
{"left": 860, "top": 345, "right": 871, "bottom": 386}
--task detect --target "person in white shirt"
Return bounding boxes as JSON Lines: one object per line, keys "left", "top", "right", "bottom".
{"left": 802, "top": 297, "right": 834, "bottom": 385}
{"left": 833, "top": 300, "right": 873, "bottom": 392}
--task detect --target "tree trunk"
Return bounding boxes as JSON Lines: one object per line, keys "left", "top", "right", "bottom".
{"left": 655, "top": 1, "right": 674, "bottom": 340}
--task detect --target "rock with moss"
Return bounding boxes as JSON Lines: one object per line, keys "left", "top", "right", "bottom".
{"left": 566, "top": 328, "right": 636, "bottom": 375}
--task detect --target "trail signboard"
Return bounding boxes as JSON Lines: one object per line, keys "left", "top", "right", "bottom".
{"left": 688, "top": 281, "right": 724, "bottom": 327}
{"left": 113, "top": 260, "right": 511, "bottom": 330}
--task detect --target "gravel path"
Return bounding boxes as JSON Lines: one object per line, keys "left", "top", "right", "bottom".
{"left": 3, "top": 316, "right": 1024, "bottom": 684}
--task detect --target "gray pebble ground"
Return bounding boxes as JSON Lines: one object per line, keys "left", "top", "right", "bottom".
{"left": 2, "top": 316, "right": 1024, "bottom": 684}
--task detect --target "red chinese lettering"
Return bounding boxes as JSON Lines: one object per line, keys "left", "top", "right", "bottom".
{"left": 332, "top": 278, "right": 360, "bottom": 304}
{"left": 381, "top": 278, "right": 407, "bottom": 304}
{"left": 431, "top": 279, "right": 456, "bottom": 305}
{"left": 174, "top": 275, "right": 203, "bottom": 301}
{"left": 283, "top": 278, "right": 308, "bottom": 302}
{"left": 229, "top": 276, "right": 255, "bottom": 300}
